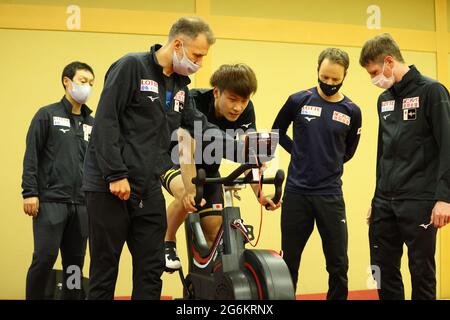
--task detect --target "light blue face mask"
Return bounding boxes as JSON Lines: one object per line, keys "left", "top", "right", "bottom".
{"left": 69, "top": 79, "right": 92, "bottom": 104}
{"left": 172, "top": 42, "right": 200, "bottom": 76}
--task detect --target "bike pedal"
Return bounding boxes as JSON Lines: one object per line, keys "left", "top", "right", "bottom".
{"left": 245, "top": 224, "right": 255, "bottom": 241}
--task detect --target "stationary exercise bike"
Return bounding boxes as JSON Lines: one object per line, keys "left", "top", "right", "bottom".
{"left": 178, "top": 132, "right": 295, "bottom": 300}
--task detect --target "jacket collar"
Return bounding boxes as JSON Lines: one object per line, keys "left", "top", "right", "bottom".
{"left": 61, "top": 95, "right": 92, "bottom": 117}
{"left": 390, "top": 65, "right": 420, "bottom": 96}
{"left": 149, "top": 44, "right": 191, "bottom": 87}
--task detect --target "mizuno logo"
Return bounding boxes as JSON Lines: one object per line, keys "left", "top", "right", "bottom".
{"left": 341, "top": 219, "right": 346, "bottom": 224}
{"left": 59, "top": 128, "right": 70, "bottom": 134}
{"left": 419, "top": 223, "right": 433, "bottom": 230}
{"left": 148, "top": 96, "right": 159, "bottom": 102}
{"left": 304, "top": 116, "right": 316, "bottom": 122}
{"left": 383, "top": 114, "right": 391, "bottom": 120}
{"left": 241, "top": 122, "right": 252, "bottom": 129}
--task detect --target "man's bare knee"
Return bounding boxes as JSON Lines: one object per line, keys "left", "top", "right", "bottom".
{"left": 168, "top": 174, "right": 186, "bottom": 200}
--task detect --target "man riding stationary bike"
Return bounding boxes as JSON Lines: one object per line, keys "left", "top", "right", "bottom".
{"left": 160, "top": 64, "right": 280, "bottom": 271}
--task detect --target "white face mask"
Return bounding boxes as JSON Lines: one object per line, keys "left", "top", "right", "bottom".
{"left": 371, "top": 63, "right": 395, "bottom": 89}
{"left": 69, "top": 79, "right": 92, "bottom": 104}
{"left": 172, "top": 42, "right": 200, "bottom": 76}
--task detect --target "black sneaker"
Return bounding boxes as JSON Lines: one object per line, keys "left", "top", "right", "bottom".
{"left": 165, "top": 241, "right": 181, "bottom": 272}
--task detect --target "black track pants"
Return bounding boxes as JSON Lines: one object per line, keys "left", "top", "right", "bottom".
{"left": 86, "top": 189, "right": 166, "bottom": 300}
{"left": 26, "top": 202, "right": 88, "bottom": 300}
{"left": 281, "top": 192, "right": 348, "bottom": 300}
{"left": 369, "top": 197, "right": 437, "bottom": 300}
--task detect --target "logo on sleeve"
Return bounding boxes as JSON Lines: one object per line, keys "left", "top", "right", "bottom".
{"left": 53, "top": 116, "right": 70, "bottom": 128}
{"left": 402, "top": 97, "right": 419, "bottom": 109}
{"left": 332, "top": 111, "right": 351, "bottom": 126}
{"left": 140, "top": 79, "right": 158, "bottom": 93}
{"left": 301, "top": 105, "right": 322, "bottom": 117}
{"left": 381, "top": 100, "right": 395, "bottom": 112}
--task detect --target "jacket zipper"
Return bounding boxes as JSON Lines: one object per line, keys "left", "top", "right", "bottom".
{"left": 388, "top": 97, "right": 402, "bottom": 200}
{"left": 71, "top": 114, "right": 80, "bottom": 204}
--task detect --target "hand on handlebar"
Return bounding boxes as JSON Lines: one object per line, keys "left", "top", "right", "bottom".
{"left": 182, "top": 191, "right": 206, "bottom": 212}
{"left": 258, "top": 192, "right": 282, "bottom": 211}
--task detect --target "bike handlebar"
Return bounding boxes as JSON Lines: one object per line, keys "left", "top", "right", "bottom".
{"left": 192, "top": 164, "right": 285, "bottom": 208}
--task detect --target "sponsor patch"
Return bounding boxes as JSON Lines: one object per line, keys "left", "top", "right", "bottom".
{"left": 83, "top": 124, "right": 92, "bottom": 142}
{"left": 332, "top": 111, "right": 351, "bottom": 126}
{"left": 53, "top": 116, "right": 70, "bottom": 128}
{"left": 301, "top": 105, "right": 322, "bottom": 117}
{"left": 174, "top": 90, "right": 185, "bottom": 103}
{"left": 381, "top": 100, "right": 395, "bottom": 112}
{"left": 212, "top": 203, "right": 223, "bottom": 211}
{"left": 402, "top": 97, "right": 419, "bottom": 109}
{"left": 173, "top": 91, "right": 185, "bottom": 112}
{"left": 174, "top": 100, "right": 182, "bottom": 112}
{"left": 140, "top": 79, "right": 158, "bottom": 93}
{"left": 403, "top": 109, "right": 417, "bottom": 121}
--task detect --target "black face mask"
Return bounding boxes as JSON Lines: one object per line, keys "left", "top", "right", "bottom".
{"left": 318, "top": 78, "right": 343, "bottom": 97}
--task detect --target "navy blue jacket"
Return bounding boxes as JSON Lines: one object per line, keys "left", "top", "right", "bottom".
{"left": 272, "top": 87, "right": 362, "bottom": 195}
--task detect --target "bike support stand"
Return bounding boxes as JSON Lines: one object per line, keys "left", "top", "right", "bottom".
{"left": 178, "top": 267, "right": 192, "bottom": 299}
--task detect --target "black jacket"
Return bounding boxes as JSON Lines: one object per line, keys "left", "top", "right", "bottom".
{"left": 22, "top": 96, "right": 94, "bottom": 204}
{"left": 187, "top": 88, "right": 256, "bottom": 175}
{"left": 83, "top": 45, "right": 236, "bottom": 200}
{"left": 375, "top": 66, "right": 450, "bottom": 202}
{"left": 190, "top": 88, "right": 256, "bottom": 132}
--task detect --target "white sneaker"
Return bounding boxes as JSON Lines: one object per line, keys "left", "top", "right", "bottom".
{"left": 165, "top": 241, "right": 181, "bottom": 272}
